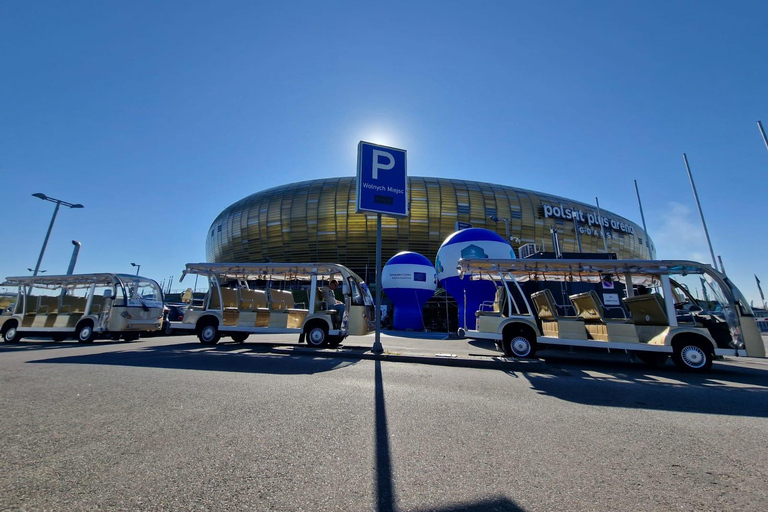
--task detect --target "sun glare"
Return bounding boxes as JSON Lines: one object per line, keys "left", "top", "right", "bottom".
{"left": 350, "top": 119, "right": 408, "bottom": 149}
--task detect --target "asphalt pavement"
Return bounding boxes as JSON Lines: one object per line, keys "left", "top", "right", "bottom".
{"left": 223, "top": 329, "right": 768, "bottom": 373}
{"left": 2, "top": 332, "right": 767, "bottom": 511}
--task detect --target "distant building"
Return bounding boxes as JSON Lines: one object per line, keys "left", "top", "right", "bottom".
{"left": 206, "top": 177, "right": 653, "bottom": 280}
{"left": 754, "top": 307, "right": 768, "bottom": 333}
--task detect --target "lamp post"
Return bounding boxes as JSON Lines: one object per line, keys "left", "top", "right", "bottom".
{"left": 66, "top": 241, "right": 81, "bottom": 275}
{"left": 31, "top": 193, "right": 84, "bottom": 277}
{"left": 131, "top": 262, "right": 141, "bottom": 276}
{"left": 488, "top": 215, "right": 511, "bottom": 245}
{"left": 28, "top": 268, "right": 46, "bottom": 274}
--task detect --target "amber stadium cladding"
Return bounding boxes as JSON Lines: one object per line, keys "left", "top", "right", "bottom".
{"left": 206, "top": 177, "right": 654, "bottom": 278}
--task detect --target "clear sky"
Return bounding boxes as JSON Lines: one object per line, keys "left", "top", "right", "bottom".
{"left": 1, "top": 1, "right": 767, "bottom": 305}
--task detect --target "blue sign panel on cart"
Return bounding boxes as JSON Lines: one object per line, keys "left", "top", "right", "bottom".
{"left": 356, "top": 141, "right": 408, "bottom": 217}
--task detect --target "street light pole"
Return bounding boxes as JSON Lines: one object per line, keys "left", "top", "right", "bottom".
{"left": 66, "top": 241, "right": 81, "bottom": 276}
{"left": 131, "top": 262, "right": 141, "bottom": 276}
{"left": 488, "top": 215, "right": 511, "bottom": 245}
{"left": 32, "top": 200, "right": 60, "bottom": 277}
{"left": 31, "top": 193, "right": 84, "bottom": 277}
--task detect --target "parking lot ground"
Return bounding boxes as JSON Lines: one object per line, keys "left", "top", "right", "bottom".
{"left": 2, "top": 333, "right": 767, "bottom": 511}
{"left": 147, "top": 330, "right": 768, "bottom": 374}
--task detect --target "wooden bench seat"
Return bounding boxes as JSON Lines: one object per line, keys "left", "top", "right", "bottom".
{"left": 238, "top": 289, "right": 270, "bottom": 327}
{"left": 531, "top": 289, "right": 587, "bottom": 340}
{"left": 267, "top": 289, "right": 308, "bottom": 328}
{"left": 570, "top": 290, "right": 638, "bottom": 343}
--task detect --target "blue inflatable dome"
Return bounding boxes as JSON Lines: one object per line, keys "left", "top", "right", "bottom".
{"left": 435, "top": 228, "right": 515, "bottom": 330}
{"left": 382, "top": 251, "right": 437, "bottom": 331}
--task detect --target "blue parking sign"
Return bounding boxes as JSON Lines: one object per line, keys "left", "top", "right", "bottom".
{"left": 356, "top": 141, "right": 408, "bottom": 217}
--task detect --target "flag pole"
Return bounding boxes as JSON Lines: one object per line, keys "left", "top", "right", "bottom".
{"left": 595, "top": 197, "right": 608, "bottom": 253}
{"left": 758, "top": 121, "right": 768, "bottom": 152}
{"left": 682, "top": 154, "right": 718, "bottom": 270}
{"left": 717, "top": 255, "right": 726, "bottom": 276}
{"left": 634, "top": 180, "right": 651, "bottom": 259}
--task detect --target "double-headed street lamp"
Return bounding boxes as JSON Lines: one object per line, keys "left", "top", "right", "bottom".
{"left": 31, "top": 193, "right": 84, "bottom": 278}
{"left": 131, "top": 262, "right": 141, "bottom": 275}
{"left": 28, "top": 268, "right": 46, "bottom": 274}
{"left": 488, "top": 215, "right": 512, "bottom": 244}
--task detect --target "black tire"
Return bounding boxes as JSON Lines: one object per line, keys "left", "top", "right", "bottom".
{"left": 672, "top": 339, "right": 713, "bottom": 372}
{"left": 123, "top": 333, "right": 140, "bottom": 342}
{"left": 197, "top": 321, "right": 220, "bottom": 345}
{"left": 76, "top": 322, "right": 95, "bottom": 343}
{"left": 2, "top": 322, "right": 22, "bottom": 343}
{"left": 503, "top": 330, "right": 536, "bottom": 358}
{"left": 163, "top": 320, "right": 173, "bottom": 336}
{"left": 231, "top": 333, "right": 249, "bottom": 343}
{"left": 328, "top": 335, "right": 343, "bottom": 348}
{"left": 636, "top": 352, "right": 669, "bottom": 368}
{"left": 305, "top": 323, "right": 328, "bottom": 348}
{"left": 51, "top": 334, "right": 68, "bottom": 342}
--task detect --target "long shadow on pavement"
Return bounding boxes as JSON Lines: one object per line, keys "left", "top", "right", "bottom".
{"left": 374, "top": 359, "right": 527, "bottom": 512}
{"left": 28, "top": 341, "right": 358, "bottom": 375}
{"left": 522, "top": 353, "right": 768, "bottom": 418}
{"left": 0, "top": 339, "right": 134, "bottom": 352}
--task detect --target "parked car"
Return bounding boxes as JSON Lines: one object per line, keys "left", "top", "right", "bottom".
{"left": 163, "top": 303, "right": 189, "bottom": 335}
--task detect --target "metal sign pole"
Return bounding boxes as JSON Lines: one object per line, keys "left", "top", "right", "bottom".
{"left": 373, "top": 213, "right": 383, "bottom": 354}
{"left": 355, "top": 141, "right": 407, "bottom": 355}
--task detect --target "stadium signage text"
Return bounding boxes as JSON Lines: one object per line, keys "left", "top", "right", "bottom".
{"left": 543, "top": 203, "right": 635, "bottom": 234}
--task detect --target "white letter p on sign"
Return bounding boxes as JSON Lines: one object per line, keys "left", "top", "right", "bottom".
{"left": 371, "top": 149, "right": 395, "bottom": 179}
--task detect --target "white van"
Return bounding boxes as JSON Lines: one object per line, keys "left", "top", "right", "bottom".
{"left": 456, "top": 258, "right": 765, "bottom": 372}
{"left": 0, "top": 273, "right": 164, "bottom": 343}
{"left": 176, "top": 263, "right": 375, "bottom": 346}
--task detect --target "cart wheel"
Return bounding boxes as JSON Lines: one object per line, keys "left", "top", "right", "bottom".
{"left": 305, "top": 323, "right": 328, "bottom": 348}
{"left": 231, "top": 333, "right": 249, "bottom": 343}
{"left": 672, "top": 339, "right": 712, "bottom": 372}
{"left": 197, "top": 322, "right": 221, "bottom": 345}
{"left": 76, "top": 322, "right": 95, "bottom": 343}
{"left": 503, "top": 331, "right": 536, "bottom": 358}
{"left": 2, "top": 323, "right": 23, "bottom": 343}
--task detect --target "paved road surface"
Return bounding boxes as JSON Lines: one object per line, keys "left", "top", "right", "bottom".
{"left": 1, "top": 334, "right": 767, "bottom": 511}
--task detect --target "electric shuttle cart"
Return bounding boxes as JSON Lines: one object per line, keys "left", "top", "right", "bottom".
{"left": 176, "top": 262, "right": 375, "bottom": 346}
{"left": 456, "top": 258, "right": 765, "bottom": 372}
{"left": 0, "top": 273, "right": 164, "bottom": 343}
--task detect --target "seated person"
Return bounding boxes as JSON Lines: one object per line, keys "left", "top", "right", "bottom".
{"left": 320, "top": 280, "right": 345, "bottom": 318}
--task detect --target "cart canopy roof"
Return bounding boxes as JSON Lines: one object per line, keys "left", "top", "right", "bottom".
{"left": 180, "top": 263, "right": 363, "bottom": 283}
{"left": 2, "top": 273, "right": 152, "bottom": 290}
{"left": 457, "top": 258, "right": 723, "bottom": 286}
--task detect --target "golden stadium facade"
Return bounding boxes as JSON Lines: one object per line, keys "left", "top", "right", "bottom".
{"left": 206, "top": 177, "right": 653, "bottom": 277}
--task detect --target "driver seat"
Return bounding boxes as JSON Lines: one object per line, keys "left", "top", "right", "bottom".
{"left": 623, "top": 293, "right": 668, "bottom": 326}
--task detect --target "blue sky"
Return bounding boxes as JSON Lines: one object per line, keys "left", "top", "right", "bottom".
{"left": 1, "top": 1, "right": 767, "bottom": 305}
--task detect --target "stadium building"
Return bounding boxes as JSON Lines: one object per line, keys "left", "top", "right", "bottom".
{"left": 206, "top": 177, "right": 653, "bottom": 279}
